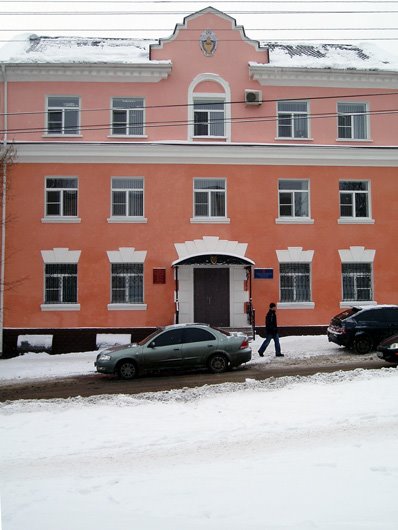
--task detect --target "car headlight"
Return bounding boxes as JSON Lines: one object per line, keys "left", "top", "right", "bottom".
{"left": 387, "top": 343, "right": 398, "bottom": 350}
{"left": 98, "top": 353, "right": 112, "bottom": 361}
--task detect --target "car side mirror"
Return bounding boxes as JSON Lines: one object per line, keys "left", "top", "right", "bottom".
{"left": 148, "top": 341, "right": 156, "bottom": 349}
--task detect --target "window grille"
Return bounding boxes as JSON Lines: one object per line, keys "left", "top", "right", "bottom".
{"left": 194, "top": 100, "right": 225, "bottom": 137}
{"left": 111, "top": 178, "right": 144, "bottom": 217}
{"left": 194, "top": 178, "right": 226, "bottom": 217}
{"left": 112, "top": 98, "right": 144, "bottom": 136}
{"left": 277, "top": 101, "right": 308, "bottom": 139}
{"left": 45, "top": 177, "right": 78, "bottom": 217}
{"left": 337, "top": 103, "right": 367, "bottom": 139}
{"left": 280, "top": 263, "right": 311, "bottom": 302}
{"left": 111, "top": 263, "right": 144, "bottom": 304}
{"left": 45, "top": 264, "right": 77, "bottom": 304}
{"left": 47, "top": 96, "right": 79, "bottom": 135}
{"left": 342, "top": 263, "right": 373, "bottom": 301}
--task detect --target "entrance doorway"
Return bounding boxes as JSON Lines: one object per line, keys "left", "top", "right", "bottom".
{"left": 194, "top": 268, "right": 230, "bottom": 327}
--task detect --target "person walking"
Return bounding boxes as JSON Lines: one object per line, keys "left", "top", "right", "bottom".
{"left": 258, "top": 303, "right": 284, "bottom": 357}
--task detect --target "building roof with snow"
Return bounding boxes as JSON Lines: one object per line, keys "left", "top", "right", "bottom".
{"left": 0, "top": 32, "right": 398, "bottom": 72}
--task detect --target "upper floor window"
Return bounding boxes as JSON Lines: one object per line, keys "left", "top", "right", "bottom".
{"left": 278, "top": 180, "right": 309, "bottom": 218}
{"left": 337, "top": 103, "right": 368, "bottom": 140}
{"left": 44, "top": 264, "right": 78, "bottom": 304}
{"left": 111, "top": 98, "right": 144, "bottom": 136}
{"left": 111, "top": 178, "right": 144, "bottom": 218}
{"left": 111, "top": 263, "right": 144, "bottom": 304}
{"left": 47, "top": 96, "right": 80, "bottom": 135}
{"left": 193, "top": 100, "right": 225, "bottom": 137}
{"left": 194, "top": 178, "right": 226, "bottom": 219}
{"left": 45, "top": 177, "right": 78, "bottom": 218}
{"left": 339, "top": 181, "right": 370, "bottom": 219}
{"left": 277, "top": 101, "right": 309, "bottom": 139}
{"left": 342, "top": 263, "right": 373, "bottom": 302}
{"left": 280, "top": 263, "right": 311, "bottom": 303}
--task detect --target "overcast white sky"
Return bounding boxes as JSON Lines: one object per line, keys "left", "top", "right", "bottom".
{"left": 1, "top": 0, "right": 398, "bottom": 55}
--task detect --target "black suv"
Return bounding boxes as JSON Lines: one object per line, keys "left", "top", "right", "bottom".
{"left": 327, "top": 305, "right": 398, "bottom": 354}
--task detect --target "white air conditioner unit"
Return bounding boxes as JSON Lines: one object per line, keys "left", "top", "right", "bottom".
{"left": 244, "top": 89, "right": 262, "bottom": 105}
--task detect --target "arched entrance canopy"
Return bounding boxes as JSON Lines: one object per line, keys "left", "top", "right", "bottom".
{"left": 172, "top": 253, "right": 254, "bottom": 266}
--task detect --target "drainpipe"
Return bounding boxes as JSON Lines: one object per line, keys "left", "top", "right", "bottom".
{"left": 0, "top": 63, "right": 8, "bottom": 355}
{"left": 174, "top": 266, "right": 179, "bottom": 324}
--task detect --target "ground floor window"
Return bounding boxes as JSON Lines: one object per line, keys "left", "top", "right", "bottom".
{"left": 111, "top": 263, "right": 144, "bottom": 304}
{"left": 44, "top": 263, "right": 78, "bottom": 304}
{"left": 280, "top": 263, "right": 311, "bottom": 302}
{"left": 342, "top": 263, "right": 373, "bottom": 301}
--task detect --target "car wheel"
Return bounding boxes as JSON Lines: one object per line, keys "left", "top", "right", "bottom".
{"left": 117, "top": 360, "right": 137, "bottom": 380}
{"left": 353, "top": 335, "right": 373, "bottom": 355}
{"left": 208, "top": 353, "right": 228, "bottom": 374}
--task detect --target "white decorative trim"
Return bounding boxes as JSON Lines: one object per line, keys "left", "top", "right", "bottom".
{"left": 151, "top": 7, "right": 265, "bottom": 55}
{"left": 338, "top": 218, "right": 375, "bottom": 225}
{"left": 5, "top": 64, "right": 172, "bottom": 83}
{"left": 340, "top": 300, "right": 377, "bottom": 308}
{"left": 41, "top": 247, "right": 81, "bottom": 264}
{"left": 278, "top": 302, "right": 315, "bottom": 309}
{"left": 276, "top": 247, "right": 314, "bottom": 263}
{"left": 15, "top": 143, "right": 398, "bottom": 167}
{"left": 190, "top": 217, "right": 230, "bottom": 224}
{"left": 107, "top": 217, "right": 148, "bottom": 224}
{"left": 275, "top": 217, "right": 314, "bottom": 225}
{"left": 106, "top": 247, "right": 147, "bottom": 264}
{"left": 338, "top": 246, "right": 376, "bottom": 263}
{"left": 173, "top": 235, "right": 254, "bottom": 265}
{"left": 188, "top": 74, "right": 231, "bottom": 142}
{"left": 107, "top": 304, "right": 147, "bottom": 311}
{"left": 249, "top": 65, "right": 398, "bottom": 89}
{"left": 41, "top": 217, "right": 81, "bottom": 224}
{"left": 41, "top": 304, "right": 80, "bottom": 311}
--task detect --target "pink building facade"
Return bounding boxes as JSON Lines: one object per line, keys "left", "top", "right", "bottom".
{"left": 1, "top": 7, "right": 397, "bottom": 354}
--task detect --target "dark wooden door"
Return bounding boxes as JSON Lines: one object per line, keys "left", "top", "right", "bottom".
{"left": 194, "top": 268, "right": 230, "bottom": 327}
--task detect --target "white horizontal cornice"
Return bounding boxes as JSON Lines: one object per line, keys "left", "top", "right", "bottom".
{"left": 3, "top": 63, "right": 172, "bottom": 83}
{"left": 249, "top": 65, "right": 398, "bottom": 88}
{"left": 14, "top": 142, "right": 398, "bottom": 167}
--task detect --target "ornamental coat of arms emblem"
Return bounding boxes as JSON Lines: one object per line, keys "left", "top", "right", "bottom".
{"left": 199, "top": 30, "right": 217, "bottom": 57}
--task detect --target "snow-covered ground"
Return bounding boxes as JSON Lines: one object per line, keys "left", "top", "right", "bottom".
{"left": 1, "top": 336, "right": 398, "bottom": 530}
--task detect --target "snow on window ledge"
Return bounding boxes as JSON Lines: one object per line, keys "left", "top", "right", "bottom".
{"left": 42, "top": 217, "right": 81, "bottom": 224}
{"left": 340, "top": 300, "right": 377, "bottom": 308}
{"left": 107, "top": 217, "right": 148, "bottom": 224}
{"left": 190, "top": 217, "right": 230, "bottom": 224}
{"left": 41, "top": 304, "right": 80, "bottom": 311}
{"left": 107, "top": 304, "right": 147, "bottom": 311}
{"left": 338, "top": 218, "right": 375, "bottom": 224}
{"left": 278, "top": 302, "right": 315, "bottom": 309}
{"left": 275, "top": 217, "right": 314, "bottom": 224}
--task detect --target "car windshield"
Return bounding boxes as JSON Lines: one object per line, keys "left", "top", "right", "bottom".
{"left": 138, "top": 328, "right": 164, "bottom": 345}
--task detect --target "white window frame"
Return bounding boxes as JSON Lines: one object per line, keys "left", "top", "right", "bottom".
{"left": 188, "top": 74, "right": 231, "bottom": 141}
{"left": 191, "top": 177, "right": 230, "bottom": 224}
{"left": 192, "top": 97, "right": 226, "bottom": 138}
{"left": 338, "top": 180, "right": 374, "bottom": 224}
{"left": 338, "top": 246, "right": 376, "bottom": 307}
{"left": 276, "top": 179, "right": 314, "bottom": 224}
{"left": 40, "top": 248, "right": 81, "bottom": 311}
{"left": 277, "top": 100, "right": 309, "bottom": 139}
{"left": 46, "top": 95, "right": 80, "bottom": 136}
{"left": 110, "top": 263, "right": 144, "bottom": 305}
{"left": 276, "top": 247, "right": 315, "bottom": 309}
{"left": 341, "top": 263, "right": 374, "bottom": 304}
{"left": 110, "top": 97, "right": 145, "bottom": 137}
{"left": 42, "top": 176, "right": 80, "bottom": 224}
{"left": 106, "top": 248, "right": 147, "bottom": 310}
{"left": 108, "top": 177, "right": 147, "bottom": 223}
{"left": 337, "top": 102, "right": 369, "bottom": 140}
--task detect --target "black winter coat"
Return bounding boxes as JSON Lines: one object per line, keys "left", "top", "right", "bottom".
{"left": 265, "top": 309, "right": 278, "bottom": 335}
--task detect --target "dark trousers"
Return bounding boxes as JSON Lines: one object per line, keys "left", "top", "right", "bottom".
{"left": 258, "top": 333, "right": 281, "bottom": 355}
